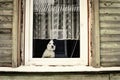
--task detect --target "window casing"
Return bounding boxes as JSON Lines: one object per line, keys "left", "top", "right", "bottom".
{"left": 25, "top": 0, "right": 88, "bottom": 66}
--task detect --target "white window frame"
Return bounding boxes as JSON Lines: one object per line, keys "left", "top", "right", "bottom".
{"left": 25, "top": 0, "right": 88, "bottom": 66}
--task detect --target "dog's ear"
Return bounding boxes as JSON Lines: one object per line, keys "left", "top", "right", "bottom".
{"left": 53, "top": 39, "right": 56, "bottom": 42}
{"left": 53, "top": 39, "right": 56, "bottom": 45}
{"left": 49, "top": 40, "right": 53, "bottom": 43}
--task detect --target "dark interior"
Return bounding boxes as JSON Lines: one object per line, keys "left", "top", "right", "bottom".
{"left": 33, "top": 39, "right": 80, "bottom": 58}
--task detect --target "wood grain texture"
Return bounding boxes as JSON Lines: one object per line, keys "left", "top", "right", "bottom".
{"left": 0, "top": 0, "right": 13, "bottom": 67}
{"left": 100, "top": 0, "right": 120, "bottom": 2}
{"left": 0, "top": 73, "right": 109, "bottom": 80}
{"left": 0, "top": 22, "right": 12, "bottom": 28}
{"left": 101, "top": 28, "right": 120, "bottom": 35}
{"left": 101, "top": 35, "right": 120, "bottom": 42}
{"left": 0, "top": 28, "right": 12, "bottom": 34}
{"left": 91, "top": 0, "right": 100, "bottom": 67}
{"left": 12, "top": 0, "right": 19, "bottom": 67}
{"left": 100, "top": 2, "right": 120, "bottom": 8}
{"left": 0, "top": 41, "right": 12, "bottom": 49}
{"left": 0, "top": 62, "right": 11, "bottom": 67}
{"left": 110, "top": 73, "right": 120, "bottom": 80}
{"left": 100, "top": 21, "right": 120, "bottom": 28}
{"left": 100, "top": 0, "right": 120, "bottom": 67}
{"left": 0, "top": 2, "right": 13, "bottom": 9}
{"left": 100, "top": 8, "right": 120, "bottom": 14}
{"left": 0, "top": 10, "right": 13, "bottom": 16}
{"left": 0, "top": 16, "right": 12, "bottom": 22}
{"left": 0, "top": 0, "right": 12, "bottom": 2}
{"left": 0, "top": 34, "right": 12, "bottom": 40}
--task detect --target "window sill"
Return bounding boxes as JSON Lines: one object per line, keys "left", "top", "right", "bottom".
{"left": 0, "top": 66, "right": 120, "bottom": 72}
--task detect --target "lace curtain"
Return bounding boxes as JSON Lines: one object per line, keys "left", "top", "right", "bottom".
{"left": 33, "top": 0, "right": 80, "bottom": 40}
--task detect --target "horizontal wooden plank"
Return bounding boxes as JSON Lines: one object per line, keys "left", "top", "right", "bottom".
{"left": 100, "top": 2, "right": 120, "bottom": 8}
{"left": 100, "top": 28, "right": 120, "bottom": 35}
{"left": 100, "top": 22, "right": 120, "bottom": 28}
{"left": 101, "top": 42, "right": 120, "bottom": 48}
{"left": 0, "top": 10, "right": 13, "bottom": 15}
{"left": 100, "top": 21, "right": 120, "bottom": 24}
{"left": 100, "top": 8, "right": 120, "bottom": 14}
{"left": 0, "top": 52, "right": 12, "bottom": 63}
{"left": 101, "top": 49, "right": 120, "bottom": 55}
{"left": 101, "top": 51, "right": 120, "bottom": 56}
{"left": 100, "top": 13, "right": 120, "bottom": 17}
{"left": 0, "top": 49, "right": 12, "bottom": 55}
{"left": 0, "top": 0, "right": 12, "bottom": 2}
{"left": 0, "top": 40, "right": 12, "bottom": 49}
{"left": 0, "top": 73, "right": 109, "bottom": 80}
{"left": 100, "top": 0, "right": 120, "bottom": 3}
{"left": 110, "top": 73, "right": 120, "bottom": 80}
{"left": 0, "top": 62, "right": 11, "bottom": 67}
{"left": 101, "top": 55, "right": 120, "bottom": 62}
{"left": 100, "top": 0, "right": 120, "bottom": 67}
{"left": 101, "top": 62, "right": 120, "bottom": 67}
{"left": 0, "top": 40, "right": 12, "bottom": 44}
{"left": 0, "top": 34, "right": 12, "bottom": 40}
{"left": 0, "top": 28, "right": 12, "bottom": 34}
{"left": 101, "top": 48, "right": 120, "bottom": 52}
{"left": 100, "top": 15, "right": 120, "bottom": 21}
{"left": 101, "top": 35, "right": 120, "bottom": 41}
{"left": 0, "top": 16, "right": 13, "bottom": 23}
{"left": 0, "top": 2, "right": 13, "bottom": 9}
{"left": 0, "top": 22, "right": 12, "bottom": 28}
{"left": 0, "top": 47, "right": 12, "bottom": 50}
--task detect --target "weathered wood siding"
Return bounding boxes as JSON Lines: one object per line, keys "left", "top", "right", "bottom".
{"left": 0, "top": 72, "right": 120, "bottom": 80}
{"left": 0, "top": 73, "right": 109, "bottom": 80}
{"left": 0, "top": 0, "right": 13, "bottom": 66}
{"left": 100, "top": 0, "right": 120, "bottom": 66}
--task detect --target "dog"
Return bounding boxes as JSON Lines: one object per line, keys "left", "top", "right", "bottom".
{"left": 42, "top": 40, "right": 56, "bottom": 58}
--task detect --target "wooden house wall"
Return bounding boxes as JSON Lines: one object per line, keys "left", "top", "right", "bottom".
{"left": 0, "top": 0, "right": 13, "bottom": 67}
{"left": 99, "top": 0, "right": 120, "bottom": 66}
{"left": 0, "top": 0, "right": 120, "bottom": 68}
{"left": 0, "top": 72, "right": 119, "bottom": 80}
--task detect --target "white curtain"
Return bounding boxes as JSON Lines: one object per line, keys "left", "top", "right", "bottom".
{"left": 33, "top": 0, "right": 80, "bottom": 40}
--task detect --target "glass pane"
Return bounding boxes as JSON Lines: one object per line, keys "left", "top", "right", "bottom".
{"left": 33, "top": 0, "right": 80, "bottom": 58}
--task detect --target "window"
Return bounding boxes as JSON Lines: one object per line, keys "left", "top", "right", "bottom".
{"left": 25, "top": 0, "right": 88, "bottom": 66}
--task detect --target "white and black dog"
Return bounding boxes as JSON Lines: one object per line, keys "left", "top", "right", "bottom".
{"left": 42, "top": 40, "right": 56, "bottom": 58}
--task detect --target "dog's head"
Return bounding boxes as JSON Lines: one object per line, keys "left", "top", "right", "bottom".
{"left": 47, "top": 40, "right": 56, "bottom": 51}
